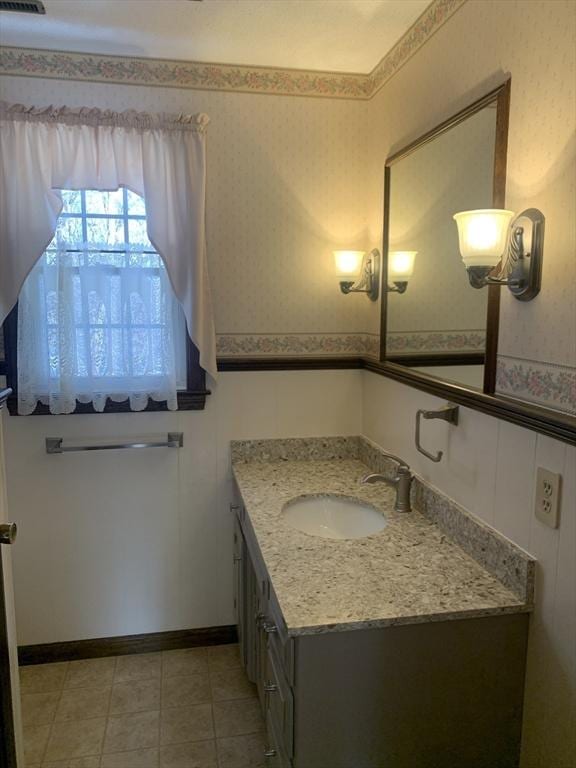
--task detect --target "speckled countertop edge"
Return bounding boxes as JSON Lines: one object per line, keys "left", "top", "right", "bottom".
{"left": 231, "top": 437, "right": 534, "bottom": 636}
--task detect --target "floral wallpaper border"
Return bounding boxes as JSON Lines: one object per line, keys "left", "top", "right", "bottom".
{"left": 368, "top": 0, "right": 466, "bottom": 96}
{"left": 496, "top": 356, "right": 576, "bottom": 416}
{"left": 386, "top": 329, "right": 485, "bottom": 355}
{"left": 0, "top": 0, "right": 466, "bottom": 100}
{"left": 216, "top": 333, "right": 379, "bottom": 358}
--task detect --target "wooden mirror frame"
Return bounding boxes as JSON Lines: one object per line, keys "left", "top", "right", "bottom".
{"left": 372, "top": 77, "right": 576, "bottom": 445}
{"left": 380, "top": 79, "right": 510, "bottom": 392}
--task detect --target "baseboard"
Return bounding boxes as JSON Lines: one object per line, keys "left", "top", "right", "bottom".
{"left": 18, "top": 625, "right": 238, "bottom": 666}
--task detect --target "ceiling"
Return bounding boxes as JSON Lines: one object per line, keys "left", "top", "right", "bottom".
{"left": 0, "top": 0, "right": 431, "bottom": 73}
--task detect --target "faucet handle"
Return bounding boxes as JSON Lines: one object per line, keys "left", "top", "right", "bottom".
{"left": 377, "top": 450, "right": 410, "bottom": 469}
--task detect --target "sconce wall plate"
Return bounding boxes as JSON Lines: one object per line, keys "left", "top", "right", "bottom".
{"left": 339, "top": 249, "right": 380, "bottom": 301}
{"left": 497, "top": 208, "right": 544, "bottom": 302}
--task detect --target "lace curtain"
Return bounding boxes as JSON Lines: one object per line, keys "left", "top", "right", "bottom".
{"left": 0, "top": 102, "right": 217, "bottom": 382}
{"left": 17, "top": 221, "right": 186, "bottom": 414}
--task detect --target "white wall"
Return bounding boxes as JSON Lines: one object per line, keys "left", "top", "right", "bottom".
{"left": 362, "top": 371, "right": 575, "bottom": 768}
{"left": 2, "top": 370, "right": 363, "bottom": 645}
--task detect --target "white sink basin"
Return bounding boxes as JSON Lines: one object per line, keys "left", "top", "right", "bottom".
{"left": 282, "top": 495, "right": 387, "bottom": 540}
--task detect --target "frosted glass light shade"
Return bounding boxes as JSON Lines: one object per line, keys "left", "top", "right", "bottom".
{"left": 333, "top": 250, "right": 365, "bottom": 279}
{"left": 453, "top": 209, "right": 515, "bottom": 268}
{"left": 389, "top": 251, "right": 417, "bottom": 281}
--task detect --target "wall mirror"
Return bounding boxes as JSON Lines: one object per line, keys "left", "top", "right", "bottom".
{"left": 380, "top": 80, "right": 510, "bottom": 393}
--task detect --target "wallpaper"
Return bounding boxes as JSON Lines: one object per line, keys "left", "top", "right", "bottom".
{"left": 367, "top": 0, "right": 576, "bottom": 415}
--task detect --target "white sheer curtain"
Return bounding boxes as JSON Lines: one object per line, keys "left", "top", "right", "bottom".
{"left": 17, "top": 237, "right": 186, "bottom": 415}
{"left": 0, "top": 102, "right": 217, "bottom": 380}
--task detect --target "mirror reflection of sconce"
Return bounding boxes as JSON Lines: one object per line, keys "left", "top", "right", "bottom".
{"left": 387, "top": 251, "right": 417, "bottom": 294}
{"left": 334, "top": 249, "right": 380, "bottom": 301}
{"left": 453, "top": 208, "right": 544, "bottom": 301}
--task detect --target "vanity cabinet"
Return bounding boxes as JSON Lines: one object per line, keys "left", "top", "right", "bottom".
{"left": 232, "top": 500, "right": 529, "bottom": 768}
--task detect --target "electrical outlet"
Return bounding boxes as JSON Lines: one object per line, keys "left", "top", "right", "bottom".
{"left": 534, "top": 467, "right": 561, "bottom": 529}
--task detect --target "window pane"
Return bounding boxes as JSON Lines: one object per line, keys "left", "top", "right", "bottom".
{"left": 51, "top": 216, "right": 83, "bottom": 246}
{"left": 86, "top": 217, "right": 125, "bottom": 246}
{"left": 127, "top": 219, "right": 152, "bottom": 248}
{"left": 126, "top": 189, "right": 146, "bottom": 215}
{"left": 131, "top": 328, "right": 150, "bottom": 375}
{"left": 85, "top": 189, "right": 124, "bottom": 215}
{"left": 59, "top": 190, "right": 82, "bottom": 214}
{"left": 89, "top": 328, "right": 107, "bottom": 376}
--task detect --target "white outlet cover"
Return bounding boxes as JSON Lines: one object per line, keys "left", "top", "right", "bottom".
{"left": 535, "top": 467, "right": 561, "bottom": 529}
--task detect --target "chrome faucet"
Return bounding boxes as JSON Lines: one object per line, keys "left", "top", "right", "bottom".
{"left": 360, "top": 451, "right": 413, "bottom": 513}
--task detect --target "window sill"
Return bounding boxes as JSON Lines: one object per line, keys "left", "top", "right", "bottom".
{"left": 5, "top": 389, "right": 210, "bottom": 416}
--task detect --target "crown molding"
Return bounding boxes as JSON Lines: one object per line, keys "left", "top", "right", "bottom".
{"left": 0, "top": 0, "right": 466, "bottom": 99}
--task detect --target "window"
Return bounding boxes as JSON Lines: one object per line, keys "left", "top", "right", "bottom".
{"left": 2, "top": 189, "right": 207, "bottom": 414}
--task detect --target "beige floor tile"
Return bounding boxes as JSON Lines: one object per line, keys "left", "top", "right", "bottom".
{"left": 160, "top": 703, "right": 214, "bottom": 746}
{"left": 23, "top": 723, "right": 51, "bottom": 764}
{"left": 213, "top": 699, "right": 264, "bottom": 739}
{"left": 206, "top": 645, "right": 241, "bottom": 673}
{"left": 64, "top": 658, "right": 116, "bottom": 690}
{"left": 114, "top": 653, "right": 162, "bottom": 683}
{"left": 54, "top": 686, "right": 111, "bottom": 722}
{"left": 162, "top": 649, "right": 208, "bottom": 679}
{"left": 20, "top": 663, "right": 69, "bottom": 695}
{"left": 42, "top": 758, "right": 101, "bottom": 767}
{"left": 44, "top": 717, "right": 107, "bottom": 761}
{"left": 216, "top": 733, "right": 266, "bottom": 768}
{"left": 103, "top": 710, "right": 160, "bottom": 754}
{"left": 21, "top": 692, "right": 60, "bottom": 726}
{"left": 161, "top": 672, "right": 211, "bottom": 709}
{"left": 110, "top": 678, "right": 161, "bottom": 715}
{"left": 100, "top": 747, "right": 159, "bottom": 767}
{"left": 209, "top": 667, "right": 256, "bottom": 702}
{"left": 160, "top": 739, "right": 217, "bottom": 767}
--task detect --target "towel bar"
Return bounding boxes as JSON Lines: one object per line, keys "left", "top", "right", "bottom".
{"left": 45, "top": 432, "right": 183, "bottom": 454}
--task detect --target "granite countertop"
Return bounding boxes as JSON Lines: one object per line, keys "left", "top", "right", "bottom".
{"left": 231, "top": 438, "right": 534, "bottom": 637}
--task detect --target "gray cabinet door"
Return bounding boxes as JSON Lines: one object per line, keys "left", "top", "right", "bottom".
{"left": 232, "top": 516, "right": 247, "bottom": 669}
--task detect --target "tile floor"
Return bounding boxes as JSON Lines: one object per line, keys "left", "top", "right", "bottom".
{"left": 19, "top": 644, "right": 266, "bottom": 768}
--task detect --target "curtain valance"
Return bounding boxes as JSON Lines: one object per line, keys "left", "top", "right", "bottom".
{"left": 0, "top": 102, "right": 210, "bottom": 130}
{"left": 0, "top": 100, "right": 217, "bottom": 378}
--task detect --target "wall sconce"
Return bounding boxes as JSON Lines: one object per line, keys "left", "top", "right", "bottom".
{"left": 453, "top": 208, "right": 544, "bottom": 301}
{"left": 387, "top": 251, "right": 417, "bottom": 294}
{"left": 334, "top": 249, "right": 380, "bottom": 301}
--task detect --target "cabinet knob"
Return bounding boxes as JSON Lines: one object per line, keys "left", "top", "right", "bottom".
{"left": 264, "top": 748, "right": 277, "bottom": 758}
{"left": 0, "top": 523, "right": 17, "bottom": 546}
{"left": 264, "top": 622, "right": 278, "bottom": 634}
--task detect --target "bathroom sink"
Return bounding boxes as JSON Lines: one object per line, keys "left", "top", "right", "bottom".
{"left": 282, "top": 495, "right": 386, "bottom": 540}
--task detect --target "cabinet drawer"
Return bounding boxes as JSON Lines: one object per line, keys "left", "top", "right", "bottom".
{"left": 266, "top": 645, "right": 294, "bottom": 758}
